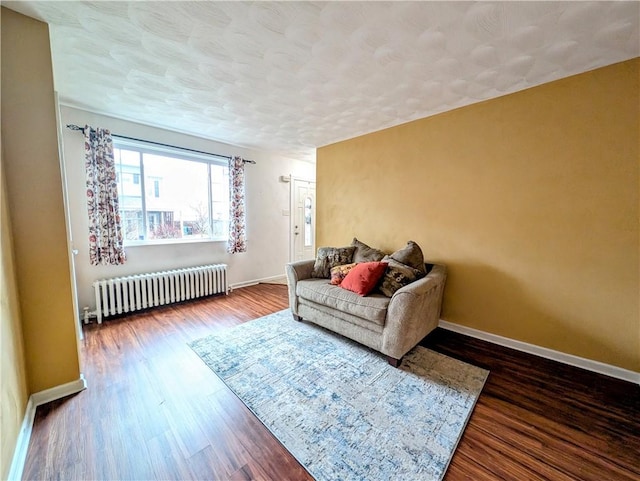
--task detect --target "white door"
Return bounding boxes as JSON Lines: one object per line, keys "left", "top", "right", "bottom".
{"left": 291, "top": 178, "right": 316, "bottom": 262}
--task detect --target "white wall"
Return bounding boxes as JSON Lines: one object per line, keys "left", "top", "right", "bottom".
{"left": 59, "top": 105, "right": 315, "bottom": 312}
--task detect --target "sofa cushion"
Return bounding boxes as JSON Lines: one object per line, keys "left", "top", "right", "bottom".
{"left": 389, "top": 240, "right": 427, "bottom": 275}
{"left": 311, "top": 246, "right": 356, "bottom": 278}
{"left": 298, "top": 300, "right": 385, "bottom": 335}
{"left": 330, "top": 263, "right": 356, "bottom": 285}
{"left": 378, "top": 257, "right": 424, "bottom": 297}
{"left": 296, "top": 279, "right": 389, "bottom": 326}
{"left": 340, "top": 261, "right": 388, "bottom": 296}
{"left": 351, "top": 238, "right": 386, "bottom": 263}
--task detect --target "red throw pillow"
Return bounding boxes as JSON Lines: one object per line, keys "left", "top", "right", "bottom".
{"left": 340, "top": 262, "right": 388, "bottom": 296}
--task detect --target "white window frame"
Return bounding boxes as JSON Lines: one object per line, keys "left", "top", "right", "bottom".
{"left": 113, "top": 137, "right": 229, "bottom": 246}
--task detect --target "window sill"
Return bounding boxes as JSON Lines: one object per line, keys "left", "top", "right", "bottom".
{"left": 124, "top": 237, "right": 226, "bottom": 248}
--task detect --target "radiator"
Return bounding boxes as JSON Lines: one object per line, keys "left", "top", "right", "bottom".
{"left": 91, "top": 264, "right": 228, "bottom": 324}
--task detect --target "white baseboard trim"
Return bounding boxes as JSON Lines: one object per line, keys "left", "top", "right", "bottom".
{"left": 230, "top": 274, "right": 287, "bottom": 290}
{"left": 7, "top": 397, "right": 35, "bottom": 481}
{"left": 30, "top": 374, "right": 87, "bottom": 406}
{"left": 7, "top": 375, "right": 87, "bottom": 481}
{"left": 261, "top": 275, "right": 288, "bottom": 284}
{"left": 438, "top": 320, "right": 639, "bottom": 384}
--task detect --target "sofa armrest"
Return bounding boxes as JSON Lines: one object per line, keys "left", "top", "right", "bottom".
{"left": 382, "top": 264, "right": 447, "bottom": 359}
{"left": 285, "top": 259, "right": 315, "bottom": 315}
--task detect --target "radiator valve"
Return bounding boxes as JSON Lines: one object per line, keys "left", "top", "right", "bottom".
{"left": 83, "top": 307, "right": 98, "bottom": 324}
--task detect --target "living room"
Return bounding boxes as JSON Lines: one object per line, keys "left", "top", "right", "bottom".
{"left": 2, "top": 2, "right": 638, "bottom": 480}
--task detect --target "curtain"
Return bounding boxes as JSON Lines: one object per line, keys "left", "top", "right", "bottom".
{"left": 84, "top": 125, "right": 126, "bottom": 265}
{"left": 227, "top": 155, "right": 247, "bottom": 254}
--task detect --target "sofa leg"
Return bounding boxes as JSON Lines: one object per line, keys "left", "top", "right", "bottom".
{"left": 292, "top": 314, "right": 303, "bottom": 321}
{"left": 386, "top": 356, "right": 402, "bottom": 367}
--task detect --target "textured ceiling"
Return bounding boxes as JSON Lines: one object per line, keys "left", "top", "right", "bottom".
{"left": 5, "top": 1, "right": 639, "bottom": 162}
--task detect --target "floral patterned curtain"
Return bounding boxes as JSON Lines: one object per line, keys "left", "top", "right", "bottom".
{"left": 227, "top": 156, "right": 247, "bottom": 254}
{"left": 84, "top": 125, "right": 126, "bottom": 265}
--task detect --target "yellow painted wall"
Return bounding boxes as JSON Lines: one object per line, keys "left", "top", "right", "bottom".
{"left": 1, "top": 8, "right": 81, "bottom": 392}
{"left": 317, "top": 59, "right": 639, "bottom": 372}
{"left": 0, "top": 152, "right": 30, "bottom": 481}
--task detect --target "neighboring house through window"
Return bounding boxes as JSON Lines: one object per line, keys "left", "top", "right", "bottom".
{"left": 113, "top": 139, "right": 229, "bottom": 244}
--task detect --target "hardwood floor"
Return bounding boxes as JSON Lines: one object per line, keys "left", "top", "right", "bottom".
{"left": 423, "top": 330, "right": 640, "bottom": 480}
{"left": 23, "top": 284, "right": 639, "bottom": 480}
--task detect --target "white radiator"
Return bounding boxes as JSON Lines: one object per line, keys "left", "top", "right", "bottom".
{"left": 91, "top": 264, "right": 228, "bottom": 324}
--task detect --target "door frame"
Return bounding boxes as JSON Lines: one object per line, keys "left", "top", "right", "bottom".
{"left": 54, "top": 94, "right": 83, "bottom": 348}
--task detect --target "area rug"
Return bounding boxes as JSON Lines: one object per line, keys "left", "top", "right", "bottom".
{"left": 189, "top": 310, "right": 488, "bottom": 481}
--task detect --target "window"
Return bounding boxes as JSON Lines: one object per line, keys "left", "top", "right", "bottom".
{"left": 304, "top": 196, "right": 313, "bottom": 247}
{"left": 113, "top": 139, "right": 229, "bottom": 244}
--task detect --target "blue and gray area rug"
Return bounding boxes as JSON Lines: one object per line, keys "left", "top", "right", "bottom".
{"left": 189, "top": 309, "right": 488, "bottom": 481}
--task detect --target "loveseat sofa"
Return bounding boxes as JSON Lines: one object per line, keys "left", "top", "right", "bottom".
{"left": 285, "top": 240, "right": 447, "bottom": 366}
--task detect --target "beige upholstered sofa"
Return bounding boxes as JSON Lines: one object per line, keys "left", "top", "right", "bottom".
{"left": 285, "top": 259, "right": 447, "bottom": 366}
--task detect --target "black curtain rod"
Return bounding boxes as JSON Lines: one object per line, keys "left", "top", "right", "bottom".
{"left": 65, "top": 124, "right": 256, "bottom": 164}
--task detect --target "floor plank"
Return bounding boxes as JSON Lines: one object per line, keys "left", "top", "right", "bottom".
{"left": 22, "top": 284, "right": 639, "bottom": 480}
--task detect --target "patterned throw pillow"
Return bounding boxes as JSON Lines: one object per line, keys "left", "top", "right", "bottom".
{"left": 330, "top": 263, "right": 357, "bottom": 285}
{"left": 389, "top": 240, "right": 427, "bottom": 275}
{"left": 311, "top": 246, "right": 356, "bottom": 278}
{"left": 340, "top": 261, "right": 388, "bottom": 296}
{"left": 378, "top": 257, "right": 424, "bottom": 297}
{"left": 351, "top": 238, "right": 386, "bottom": 263}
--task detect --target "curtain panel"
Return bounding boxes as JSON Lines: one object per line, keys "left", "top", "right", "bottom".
{"left": 227, "top": 156, "right": 247, "bottom": 254}
{"left": 84, "top": 125, "right": 126, "bottom": 265}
